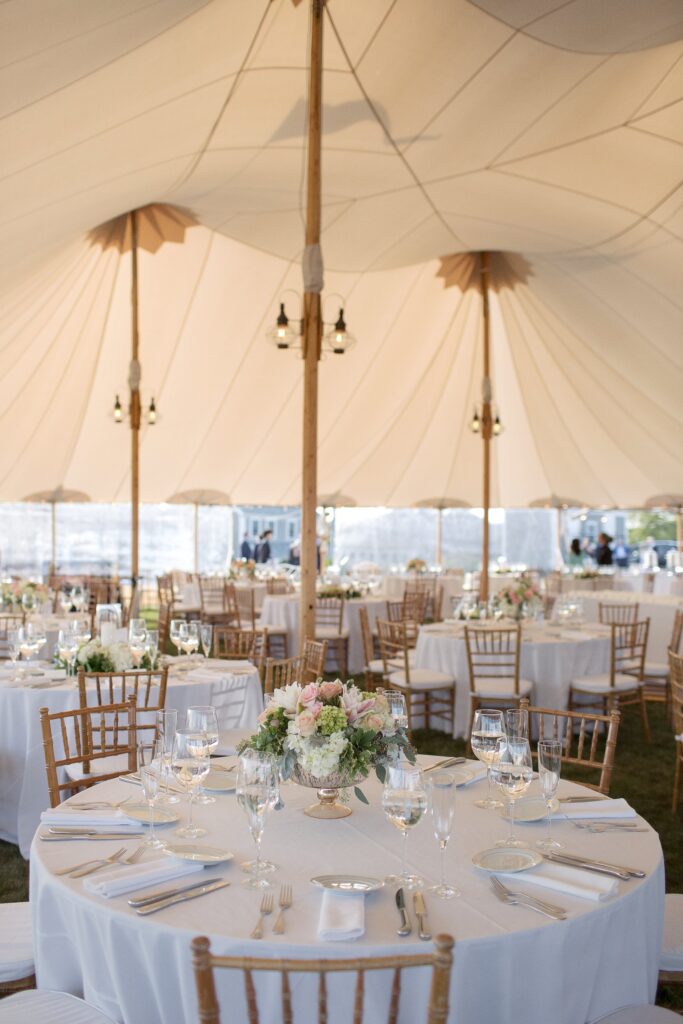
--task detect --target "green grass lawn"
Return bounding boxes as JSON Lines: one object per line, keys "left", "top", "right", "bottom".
{"left": 1, "top": 700, "right": 680, "bottom": 1008}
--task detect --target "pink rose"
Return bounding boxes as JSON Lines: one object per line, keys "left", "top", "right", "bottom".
{"left": 319, "top": 680, "right": 343, "bottom": 701}
{"left": 308, "top": 701, "right": 323, "bottom": 718}
{"left": 511, "top": 593, "right": 520, "bottom": 604}
{"left": 297, "top": 709, "right": 318, "bottom": 737}
{"left": 524, "top": 589, "right": 534, "bottom": 600}
{"left": 364, "top": 713, "right": 385, "bottom": 732}
{"left": 300, "top": 682, "right": 320, "bottom": 706}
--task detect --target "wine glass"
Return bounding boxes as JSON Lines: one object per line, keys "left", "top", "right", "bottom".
{"left": 138, "top": 741, "right": 166, "bottom": 849}
{"left": 470, "top": 708, "right": 505, "bottom": 809}
{"left": 7, "top": 629, "right": 20, "bottom": 674}
{"left": 21, "top": 591, "right": 35, "bottom": 614}
{"left": 236, "top": 750, "right": 280, "bottom": 889}
{"left": 199, "top": 623, "right": 213, "bottom": 659}
{"left": 427, "top": 771, "right": 459, "bottom": 899}
{"left": 59, "top": 589, "right": 72, "bottom": 614}
{"left": 492, "top": 738, "right": 534, "bottom": 848}
{"left": 384, "top": 690, "right": 408, "bottom": 732}
{"left": 505, "top": 707, "right": 529, "bottom": 741}
{"left": 185, "top": 621, "right": 200, "bottom": 657}
{"left": 186, "top": 706, "right": 219, "bottom": 805}
{"left": 72, "top": 618, "right": 91, "bottom": 647}
{"left": 57, "top": 628, "right": 78, "bottom": 677}
{"left": 381, "top": 763, "right": 427, "bottom": 890}
{"left": 169, "top": 619, "right": 183, "bottom": 656}
{"left": 172, "top": 728, "right": 210, "bottom": 838}
{"left": 31, "top": 622, "right": 47, "bottom": 663}
{"left": 536, "top": 739, "right": 563, "bottom": 851}
{"left": 145, "top": 629, "right": 159, "bottom": 667}
{"left": 70, "top": 586, "right": 85, "bottom": 613}
{"left": 155, "top": 709, "right": 179, "bottom": 804}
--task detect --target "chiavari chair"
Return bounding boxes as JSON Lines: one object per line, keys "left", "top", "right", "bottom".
{"left": 199, "top": 577, "right": 238, "bottom": 627}
{"left": 40, "top": 697, "right": 137, "bottom": 807}
{"left": 519, "top": 699, "right": 620, "bottom": 795}
{"left": 670, "top": 650, "right": 683, "bottom": 815}
{"left": 234, "top": 586, "right": 289, "bottom": 659}
{"left": 264, "top": 655, "right": 306, "bottom": 695}
{"left": 315, "top": 597, "right": 348, "bottom": 678}
{"left": 377, "top": 619, "right": 454, "bottom": 738}
{"left": 569, "top": 620, "right": 651, "bottom": 742}
{"left": 301, "top": 638, "right": 327, "bottom": 682}
{"left": 598, "top": 601, "right": 639, "bottom": 625}
{"left": 191, "top": 933, "right": 454, "bottom": 1024}
{"left": 464, "top": 625, "right": 532, "bottom": 737}
{"left": 157, "top": 573, "right": 175, "bottom": 609}
{"left": 359, "top": 606, "right": 385, "bottom": 689}
{"left": 385, "top": 600, "right": 420, "bottom": 649}
{"left": 642, "top": 609, "right": 683, "bottom": 717}
{"left": 266, "top": 577, "right": 293, "bottom": 595}
{"left": 0, "top": 902, "right": 34, "bottom": 995}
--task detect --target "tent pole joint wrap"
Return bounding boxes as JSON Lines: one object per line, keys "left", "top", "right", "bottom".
{"left": 302, "top": 243, "right": 324, "bottom": 294}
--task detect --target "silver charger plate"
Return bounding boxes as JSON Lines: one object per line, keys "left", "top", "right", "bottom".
{"left": 311, "top": 874, "right": 384, "bottom": 893}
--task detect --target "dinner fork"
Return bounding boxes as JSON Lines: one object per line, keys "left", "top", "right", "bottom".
{"left": 490, "top": 876, "right": 567, "bottom": 920}
{"left": 122, "top": 845, "right": 146, "bottom": 865}
{"left": 251, "top": 892, "right": 274, "bottom": 940}
{"left": 55, "top": 847, "right": 126, "bottom": 878}
{"left": 272, "top": 884, "right": 292, "bottom": 934}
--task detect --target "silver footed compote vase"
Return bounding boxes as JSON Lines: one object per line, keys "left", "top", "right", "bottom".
{"left": 290, "top": 764, "right": 365, "bottom": 819}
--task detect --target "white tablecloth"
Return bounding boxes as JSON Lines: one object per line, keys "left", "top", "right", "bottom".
{"left": 30, "top": 758, "right": 664, "bottom": 1024}
{"left": 613, "top": 573, "right": 655, "bottom": 594}
{"left": 653, "top": 572, "right": 683, "bottom": 597}
{"left": 0, "top": 660, "right": 262, "bottom": 857}
{"left": 258, "top": 595, "right": 386, "bottom": 674}
{"left": 566, "top": 590, "right": 683, "bottom": 663}
{"left": 382, "top": 574, "right": 464, "bottom": 613}
{"left": 415, "top": 622, "right": 610, "bottom": 738}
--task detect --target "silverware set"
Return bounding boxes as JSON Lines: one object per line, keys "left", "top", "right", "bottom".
{"left": 567, "top": 820, "right": 648, "bottom": 834}
{"left": 542, "top": 851, "right": 646, "bottom": 880}
{"left": 134, "top": 878, "right": 230, "bottom": 916}
{"left": 272, "top": 884, "right": 293, "bottom": 935}
{"left": 395, "top": 887, "right": 432, "bottom": 940}
{"left": 490, "top": 876, "right": 567, "bottom": 920}
{"left": 55, "top": 844, "right": 146, "bottom": 878}
{"left": 251, "top": 892, "right": 274, "bottom": 939}
{"left": 423, "top": 757, "right": 466, "bottom": 775}
{"left": 40, "top": 830, "right": 145, "bottom": 841}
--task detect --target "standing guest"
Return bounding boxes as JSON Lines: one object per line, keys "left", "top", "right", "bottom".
{"left": 567, "top": 538, "right": 583, "bottom": 568}
{"left": 614, "top": 537, "right": 629, "bottom": 568}
{"left": 595, "top": 532, "right": 613, "bottom": 566}
{"left": 255, "top": 529, "right": 273, "bottom": 564}
{"left": 289, "top": 538, "right": 301, "bottom": 566}
{"left": 240, "top": 533, "right": 252, "bottom": 560}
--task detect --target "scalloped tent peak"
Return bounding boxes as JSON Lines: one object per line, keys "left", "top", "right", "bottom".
{"left": 529, "top": 496, "right": 588, "bottom": 510}
{"left": 414, "top": 498, "right": 472, "bottom": 510}
{"left": 436, "top": 253, "right": 533, "bottom": 293}
{"left": 167, "top": 489, "right": 232, "bottom": 506}
{"left": 645, "top": 494, "right": 683, "bottom": 509}
{"left": 318, "top": 494, "right": 357, "bottom": 508}
{"left": 89, "top": 205, "right": 199, "bottom": 255}
{"left": 24, "top": 488, "right": 91, "bottom": 504}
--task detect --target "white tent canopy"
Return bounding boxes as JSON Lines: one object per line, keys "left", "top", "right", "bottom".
{"left": 1, "top": 0, "right": 682, "bottom": 508}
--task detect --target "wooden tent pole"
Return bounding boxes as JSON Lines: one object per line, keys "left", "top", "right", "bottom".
{"left": 436, "top": 507, "right": 443, "bottom": 567}
{"left": 678, "top": 506, "right": 682, "bottom": 559}
{"left": 300, "top": 0, "right": 324, "bottom": 649}
{"left": 130, "top": 210, "right": 141, "bottom": 608}
{"left": 480, "top": 251, "right": 491, "bottom": 605}
{"left": 194, "top": 504, "right": 200, "bottom": 574}
{"left": 50, "top": 502, "right": 56, "bottom": 575}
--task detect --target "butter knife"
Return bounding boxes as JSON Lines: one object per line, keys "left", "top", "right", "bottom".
{"left": 413, "top": 891, "right": 431, "bottom": 941}
{"left": 128, "top": 873, "right": 214, "bottom": 908}
{"left": 395, "top": 888, "right": 411, "bottom": 936}
{"left": 135, "top": 879, "right": 229, "bottom": 915}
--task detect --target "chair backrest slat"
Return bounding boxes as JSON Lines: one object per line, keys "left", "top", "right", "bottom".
{"left": 599, "top": 601, "right": 639, "bottom": 625}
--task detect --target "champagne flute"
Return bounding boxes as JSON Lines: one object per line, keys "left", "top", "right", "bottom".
{"left": 470, "top": 709, "right": 505, "bottom": 809}
{"left": 169, "top": 619, "right": 183, "bottom": 656}
{"left": 172, "top": 729, "right": 210, "bottom": 838}
{"left": 7, "top": 629, "right": 20, "bottom": 675}
{"left": 199, "top": 623, "right": 213, "bottom": 659}
{"left": 57, "top": 628, "right": 78, "bottom": 678}
{"left": 536, "top": 739, "right": 563, "bottom": 851}
{"left": 186, "top": 706, "right": 219, "bottom": 805}
{"left": 505, "top": 707, "right": 529, "bottom": 741}
{"left": 382, "top": 763, "right": 427, "bottom": 890}
{"left": 427, "top": 772, "right": 459, "bottom": 899}
{"left": 186, "top": 620, "right": 200, "bottom": 657}
{"left": 145, "top": 629, "right": 159, "bottom": 667}
{"left": 155, "top": 709, "right": 179, "bottom": 804}
{"left": 492, "top": 738, "right": 533, "bottom": 848}
{"left": 138, "top": 741, "right": 166, "bottom": 849}
{"left": 236, "top": 750, "right": 280, "bottom": 888}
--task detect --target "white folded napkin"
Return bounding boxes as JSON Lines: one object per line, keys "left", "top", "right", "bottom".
{"left": 553, "top": 799, "right": 636, "bottom": 820}
{"left": 317, "top": 891, "right": 365, "bottom": 941}
{"left": 499, "top": 861, "right": 618, "bottom": 902}
{"left": 40, "top": 808, "right": 141, "bottom": 831}
{"left": 84, "top": 856, "right": 205, "bottom": 898}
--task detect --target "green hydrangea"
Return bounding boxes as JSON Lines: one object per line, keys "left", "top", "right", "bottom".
{"left": 318, "top": 705, "right": 348, "bottom": 735}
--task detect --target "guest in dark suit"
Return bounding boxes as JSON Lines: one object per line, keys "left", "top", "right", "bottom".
{"left": 240, "top": 534, "right": 252, "bottom": 560}
{"left": 255, "top": 529, "right": 273, "bottom": 563}
{"left": 595, "top": 532, "right": 613, "bottom": 566}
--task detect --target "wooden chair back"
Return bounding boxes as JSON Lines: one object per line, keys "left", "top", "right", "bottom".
{"left": 200, "top": 577, "right": 229, "bottom": 615}
{"left": 157, "top": 573, "right": 175, "bottom": 607}
{"left": 191, "top": 933, "right": 454, "bottom": 1024}
{"left": 266, "top": 578, "right": 292, "bottom": 595}
{"left": 669, "top": 651, "right": 683, "bottom": 813}
{"left": 235, "top": 587, "right": 259, "bottom": 629}
{"left": 599, "top": 601, "right": 639, "bottom": 625}
{"left": 358, "top": 606, "right": 376, "bottom": 668}
{"left": 385, "top": 601, "right": 419, "bottom": 646}
{"left": 77, "top": 667, "right": 168, "bottom": 771}
{"left": 670, "top": 609, "right": 683, "bottom": 656}
{"left": 157, "top": 601, "right": 172, "bottom": 653}
{"left": 611, "top": 619, "right": 649, "bottom": 686}
{"left": 315, "top": 597, "right": 344, "bottom": 634}
{"left": 403, "top": 588, "right": 429, "bottom": 624}
{"left": 40, "top": 697, "right": 137, "bottom": 807}
{"left": 213, "top": 626, "right": 257, "bottom": 660}
{"left": 302, "top": 638, "right": 327, "bottom": 681}
{"left": 376, "top": 619, "right": 410, "bottom": 679}
{"left": 519, "top": 698, "right": 620, "bottom": 795}
{"left": 0, "top": 614, "right": 24, "bottom": 657}
{"left": 264, "top": 655, "right": 306, "bottom": 694}
{"left": 465, "top": 625, "right": 521, "bottom": 695}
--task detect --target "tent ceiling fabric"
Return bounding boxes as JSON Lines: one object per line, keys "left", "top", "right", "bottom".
{"left": 1, "top": 0, "right": 682, "bottom": 508}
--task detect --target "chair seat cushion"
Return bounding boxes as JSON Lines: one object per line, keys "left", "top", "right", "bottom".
{"left": 571, "top": 673, "right": 641, "bottom": 694}
{"left": 660, "top": 893, "right": 683, "bottom": 972}
{"left": 257, "top": 623, "right": 287, "bottom": 636}
{"left": 367, "top": 659, "right": 385, "bottom": 675}
{"left": 591, "top": 1007, "right": 682, "bottom": 1023}
{"left": 0, "top": 904, "right": 33, "bottom": 983}
{"left": 387, "top": 668, "right": 454, "bottom": 690}
{"left": 315, "top": 628, "right": 349, "bottom": 640}
{"left": 0, "top": 991, "right": 119, "bottom": 1023}
{"left": 643, "top": 661, "right": 669, "bottom": 678}
{"left": 65, "top": 752, "right": 129, "bottom": 782}
{"left": 470, "top": 677, "right": 533, "bottom": 699}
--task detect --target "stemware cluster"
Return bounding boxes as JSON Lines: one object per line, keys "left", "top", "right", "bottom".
{"left": 169, "top": 619, "right": 212, "bottom": 658}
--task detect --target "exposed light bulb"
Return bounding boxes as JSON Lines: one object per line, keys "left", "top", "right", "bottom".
{"left": 114, "top": 395, "right": 123, "bottom": 423}
{"left": 148, "top": 397, "right": 157, "bottom": 425}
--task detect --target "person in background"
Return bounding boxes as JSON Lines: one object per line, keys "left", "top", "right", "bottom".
{"left": 614, "top": 537, "right": 629, "bottom": 568}
{"left": 595, "top": 532, "right": 613, "bottom": 566}
{"left": 567, "top": 538, "right": 583, "bottom": 567}
{"left": 255, "top": 529, "right": 273, "bottom": 564}
{"left": 289, "top": 538, "right": 301, "bottom": 566}
{"left": 240, "top": 533, "right": 252, "bottom": 560}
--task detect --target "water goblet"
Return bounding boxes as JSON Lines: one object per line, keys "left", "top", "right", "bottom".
{"left": 505, "top": 707, "right": 529, "bottom": 741}
{"left": 382, "top": 763, "right": 427, "bottom": 890}
{"left": 7, "top": 629, "right": 20, "bottom": 675}
{"left": 384, "top": 690, "right": 409, "bottom": 733}
{"left": 492, "top": 738, "right": 534, "bottom": 848}
{"left": 199, "top": 623, "right": 212, "bottom": 659}
{"left": 186, "top": 706, "right": 219, "bottom": 805}
{"left": 155, "top": 709, "right": 179, "bottom": 804}
{"left": 470, "top": 708, "right": 505, "bottom": 809}
{"left": 138, "top": 741, "right": 166, "bottom": 849}
{"left": 236, "top": 750, "right": 280, "bottom": 888}
{"left": 145, "top": 629, "right": 159, "bottom": 667}
{"left": 172, "top": 729, "right": 210, "bottom": 838}
{"left": 57, "top": 628, "right": 78, "bottom": 678}
{"left": 536, "top": 739, "right": 563, "bottom": 851}
{"left": 427, "top": 772, "right": 459, "bottom": 899}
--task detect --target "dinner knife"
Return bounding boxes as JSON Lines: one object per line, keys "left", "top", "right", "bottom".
{"left": 135, "top": 879, "right": 230, "bottom": 915}
{"left": 395, "top": 888, "right": 411, "bottom": 936}
{"left": 423, "top": 757, "right": 466, "bottom": 774}
{"left": 559, "top": 796, "right": 608, "bottom": 803}
{"left": 40, "top": 832, "right": 145, "bottom": 842}
{"left": 413, "top": 891, "right": 431, "bottom": 941}
{"left": 48, "top": 827, "right": 143, "bottom": 836}
{"left": 127, "top": 873, "right": 214, "bottom": 907}
{"left": 543, "top": 852, "right": 645, "bottom": 880}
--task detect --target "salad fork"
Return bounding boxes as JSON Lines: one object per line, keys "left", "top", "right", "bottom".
{"left": 250, "top": 892, "right": 274, "bottom": 939}
{"left": 272, "top": 884, "right": 292, "bottom": 934}
{"left": 56, "top": 847, "right": 126, "bottom": 878}
{"left": 490, "top": 876, "right": 567, "bottom": 920}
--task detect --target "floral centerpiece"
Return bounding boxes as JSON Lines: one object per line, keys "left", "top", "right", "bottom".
{"left": 573, "top": 568, "right": 598, "bottom": 579}
{"left": 317, "top": 583, "right": 364, "bottom": 600}
{"left": 493, "top": 576, "right": 542, "bottom": 621}
{"left": 55, "top": 639, "right": 157, "bottom": 673}
{"left": 406, "top": 558, "right": 427, "bottom": 574}
{"left": 239, "top": 679, "right": 414, "bottom": 819}
{"left": 229, "top": 558, "right": 256, "bottom": 580}
{"left": 1, "top": 580, "right": 49, "bottom": 610}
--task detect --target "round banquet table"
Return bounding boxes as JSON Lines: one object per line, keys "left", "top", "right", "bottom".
{"left": 415, "top": 621, "right": 611, "bottom": 738}
{"left": 30, "top": 756, "right": 664, "bottom": 1024}
{"left": 566, "top": 590, "right": 683, "bottom": 663}
{"left": 653, "top": 571, "right": 683, "bottom": 597}
{"left": 259, "top": 594, "right": 387, "bottom": 673}
{"left": 0, "top": 659, "right": 263, "bottom": 857}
